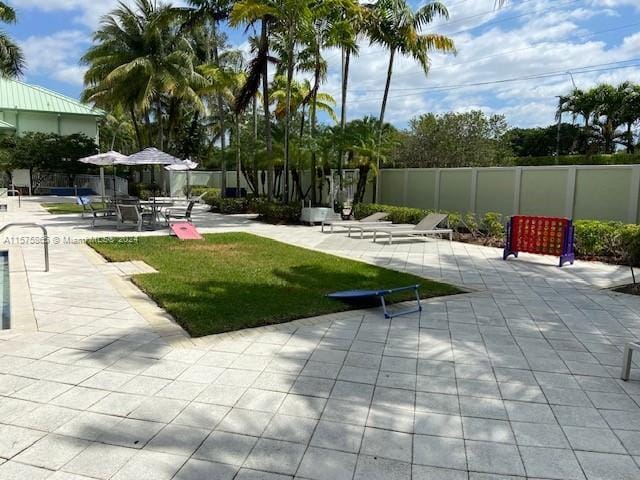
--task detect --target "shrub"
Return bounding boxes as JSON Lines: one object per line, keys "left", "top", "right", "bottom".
{"left": 208, "top": 197, "right": 250, "bottom": 214}
{"left": 254, "top": 202, "right": 302, "bottom": 223}
{"left": 618, "top": 224, "right": 640, "bottom": 267}
{"left": 573, "top": 220, "right": 623, "bottom": 257}
{"left": 187, "top": 186, "right": 220, "bottom": 201}
{"left": 353, "top": 203, "right": 431, "bottom": 224}
{"left": 482, "top": 212, "right": 505, "bottom": 237}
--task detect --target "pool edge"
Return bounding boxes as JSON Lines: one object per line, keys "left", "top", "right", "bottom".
{"left": 7, "top": 246, "right": 37, "bottom": 331}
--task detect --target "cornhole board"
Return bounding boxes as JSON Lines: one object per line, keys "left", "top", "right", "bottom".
{"left": 169, "top": 222, "right": 203, "bottom": 240}
{"left": 327, "top": 284, "right": 422, "bottom": 319}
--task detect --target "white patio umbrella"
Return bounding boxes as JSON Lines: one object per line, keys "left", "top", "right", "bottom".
{"left": 119, "top": 147, "right": 184, "bottom": 166}
{"left": 121, "top": 148, "right": 185, "bottom": 196}
{"left": 78, "top": 150, "right": 128, "bottom": 201}
{"left": 164, "top": 160, "right": 198, "bottom": 197}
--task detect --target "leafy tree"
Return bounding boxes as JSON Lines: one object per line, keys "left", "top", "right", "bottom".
{"left": 0, "top": 1, "right": 24, "bottom": 77}
{"left": 0, "top": 133, "right": 98, "bottom": 190}
{"left": 393, "top": 111, "right": 510, "bottom": 168}
{"left": 82, "top": 0, "right": 207, "bottom": 151}
{"left": 507, "top": 123, "right": 584, "bottom": 157}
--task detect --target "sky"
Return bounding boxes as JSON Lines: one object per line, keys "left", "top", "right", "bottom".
{"left": 4, "top": 0, "right": 640, "bottom": 129}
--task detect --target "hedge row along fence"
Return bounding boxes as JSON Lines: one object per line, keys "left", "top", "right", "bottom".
{"left": 207, "top": 198, "right": 640, "bottom": 266}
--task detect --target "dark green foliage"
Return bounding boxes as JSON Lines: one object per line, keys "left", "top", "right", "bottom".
{"left": 353, "top": 203, "right": 504, "bottom": 237}
{"left": 186, "top": 186, "right": 220, "bottom": 200}
{"left": 89, "top": 233, "right": 460, "bottom": 336}
{"left": 0, "top": 132, "right": 98, "bottom": 174}
{"left": 207, "top": 197, "right": 251, "bottom": 214}
{"left": 253, "top": 201, "right": 301, "bottom": 223}
{"left": 391, "top": 111, "right": 511, "bottom": 168}
{"left": 515, "top": 153, "right": 640, "bottom": 166}
{"left": 507, "top": 123, "right": 585, "bottom": 157}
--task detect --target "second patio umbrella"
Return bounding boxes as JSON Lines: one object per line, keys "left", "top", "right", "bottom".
{"left": 78, "top": 150, "right": 128, "bottom": 202}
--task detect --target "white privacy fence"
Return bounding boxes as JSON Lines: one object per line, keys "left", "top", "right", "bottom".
{"left": 166, "top": 169, "right": 361, "bottom": 204}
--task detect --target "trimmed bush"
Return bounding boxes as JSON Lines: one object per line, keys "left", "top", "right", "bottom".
{"left": 354, "top": 203, "right": 504, "bottom": 237}
{"left": 188, "top": 186, "right": 220, "bottom": 201}
{"left": 573, "top": 220, "right": 623, "bottom": 257}
{"left": 208, "top": 197, "right": 250, "bottom": 214}
{"left": 254, "top": 202, "right": 302, "bottom": 223}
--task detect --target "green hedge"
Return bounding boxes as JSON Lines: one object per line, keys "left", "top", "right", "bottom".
{"left": 574, "top": 220, "right": 640, "bottom": 263}
{"left": 188, "top": 186, "right": 220, "bottom": 200}
{"left": 353, "top": 203, "right": 505, "bottom": 237}
{"left": 206, "top": 197, "right": 301, "bottom": 222}
{"left": 515, "top": 153, "right": 640, "bottom": 166}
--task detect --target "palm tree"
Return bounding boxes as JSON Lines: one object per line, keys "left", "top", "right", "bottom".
{"left": 82, "top": 0, "right": 206, "bottom": 151}
{"left": 0, "top": 1, "right": 24, "bottom": 77}
{"left": 367, "top": 0, "right": 455, "bottom": 202}
{"left": 200, "top": 51, "right": 247, "bottom": 196}
{"left": 298, "top": 0, "right": 359, "bottom": 204}
{"left": 230, "top": 0, "right": 279, "bottom": 199}
{"left": 176, "top": 0, "right": 234, "bottom": 195}
{"left": 619, "top": 82, "right": 640, "bottom": 153}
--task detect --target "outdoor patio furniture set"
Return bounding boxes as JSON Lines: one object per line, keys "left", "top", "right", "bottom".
{"left": 79, "top": 195, "right": 198, "bottom": 231}
{"left": 321, "top": 212, "right": 453, "bottom": 245}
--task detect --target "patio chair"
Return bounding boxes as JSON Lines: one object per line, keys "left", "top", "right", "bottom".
{"left": 116, "top": 204, "right": 154, "bottom": 231}
{"left": 77, "top": 196, "right": 117, "bottom": 228}
{"left": 321, "top": 212, "right": 392, "bottom": 234}
{"left": 621, "top": 342, "right": 640, "bottom": 381}
{"left": 163, "top": 200, "right": 196, "bottom": 224}
{"left": 371, "top": 213, "right": 453, "bottom": 245}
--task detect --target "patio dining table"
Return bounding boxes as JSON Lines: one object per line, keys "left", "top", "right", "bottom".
{"left": 139, "top": 199, "right": 175, "bottom": 227}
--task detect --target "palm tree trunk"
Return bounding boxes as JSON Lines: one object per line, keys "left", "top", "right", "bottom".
{"left": 338, "top": 48, "right": 350, "bottom": 197}
{"left": 310, "top": 46, "right": 321, "bottom": 206}
{"left": 236, "top": 114, "right": 241, "bottom": 198}
{"left": 212, "top": 23, "right": 227, "bottom": 197}
{"left": 283, "top": 28, "right": 295, "bottom": 203}
{"left": 628, "top": 123, "right": 635, "bottom": 153}
{"left": 261, "top": 20, "right": 274, "bottom": 200}
{"left": 129, "top": 106, "right": 143, "bottom": 150}
{"left": 373, "top": 47, "right": 395, "bottom": 203}
{"left": 156, "top": 100, "right": 164, "bottom": 151}
{"left": 299, "top": 105, "right": 306, "bottom": 138}
{"left": 253, "top": 95, "right": 258, "bottom": 139}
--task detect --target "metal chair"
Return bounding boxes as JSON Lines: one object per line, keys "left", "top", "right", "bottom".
{"left": 116, "top": 204, "right": 154, "bottom": 231}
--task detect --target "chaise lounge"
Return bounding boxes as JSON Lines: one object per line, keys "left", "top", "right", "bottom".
{"left": 321, "top": 212, "right": 392, "bottom": 235}
{"left": 371, "top": 213, "right": 453, "bottom": 245}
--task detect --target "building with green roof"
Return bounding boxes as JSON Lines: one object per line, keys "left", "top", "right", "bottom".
{"left": 0, "top": 77, "right": 104, "bottom": 141}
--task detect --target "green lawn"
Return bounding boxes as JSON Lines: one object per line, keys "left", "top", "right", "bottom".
{"left": 43, "top": 202, "right": 107, "bottom": 214}
{"left": 89, "top": 233, "right": 461, "bottom": 337}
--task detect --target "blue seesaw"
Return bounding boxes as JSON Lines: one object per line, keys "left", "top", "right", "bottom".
{"left": 327, "top": 284, "right": 422, "bottom": 319}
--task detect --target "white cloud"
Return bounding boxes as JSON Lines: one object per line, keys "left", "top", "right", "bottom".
{"left": 20, "top": 30, "right": 89, "bottom": 86}
{"left": 309, "top": 0, "right": 640, "bottom": 128}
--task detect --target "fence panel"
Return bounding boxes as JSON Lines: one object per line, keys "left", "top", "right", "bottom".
{"left": 378, "top": 165, "right": 640, "bottom": 223}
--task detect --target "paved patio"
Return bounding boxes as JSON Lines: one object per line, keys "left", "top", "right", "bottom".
{"left": 1, "top": 196, "right": 640, "bottom": 479}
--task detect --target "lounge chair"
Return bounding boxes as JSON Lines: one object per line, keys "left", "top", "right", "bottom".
{"left": 163, "top": 200, "right": 196, "bottom": 224}
{"left": 372, "top": 213, "right": 453, "bottom": 245}
{"left": 321, "top": 212, "right": 392, "bottom": 235}
{"left": 116, "top": 204, "right": 154, "bottom": 231}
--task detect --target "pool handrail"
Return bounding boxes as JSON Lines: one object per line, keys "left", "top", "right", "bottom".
{"left": 0, "top": 223, "right": 49, "bottom": 272}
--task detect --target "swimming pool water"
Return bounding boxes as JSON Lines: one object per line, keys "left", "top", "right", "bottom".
{"left": 0, "top": 252, "right": 8, "bottom": 329}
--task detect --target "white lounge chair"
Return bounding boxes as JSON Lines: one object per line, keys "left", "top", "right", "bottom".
{"left": 321, "top": 212, "right": 392, "bottom": 235}
{"left": 372, "top": 213, "right": 453, "bottom": 245}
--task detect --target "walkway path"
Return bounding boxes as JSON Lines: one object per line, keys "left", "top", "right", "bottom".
{"left": 0, "top": 196, "right": 639, "bottom": 479}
